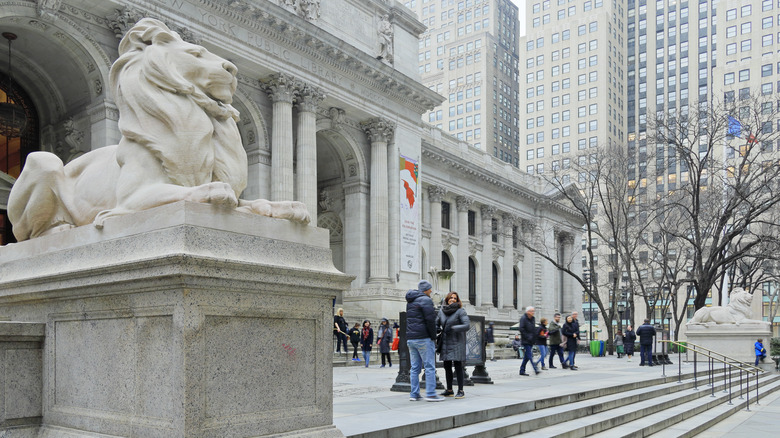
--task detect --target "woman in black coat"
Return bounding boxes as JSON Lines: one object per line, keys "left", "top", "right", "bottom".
{"left": 376, "top": 318, "right": 394, "bottom": 367}
{"left": 436, "top": 292, "right": 470, "bottom": 398}
{"left": 623, "top": 325, "right": 637, "bottom": 362}
{"left": 561, "top": 315, "right": 579, "bottom": 370}
{"left": 360, "top": 320, "right": 374, "bottom": 368}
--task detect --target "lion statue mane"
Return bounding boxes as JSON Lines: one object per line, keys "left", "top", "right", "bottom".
{"left": 687, "top": 288, "right": 758, "bottom": 326}
{"left": 8, "top": 18, "right": 308, "bottom": 241}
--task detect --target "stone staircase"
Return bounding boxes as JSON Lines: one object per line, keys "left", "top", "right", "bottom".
{"left": 350, "top": 369, "right": 780, "bottom": 438}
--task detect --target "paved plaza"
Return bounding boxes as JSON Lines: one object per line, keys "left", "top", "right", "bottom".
{"left": 333, "top": 354, "right": 778, "bottom": 437}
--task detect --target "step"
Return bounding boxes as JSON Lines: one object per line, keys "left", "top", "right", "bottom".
{"left": 417, "top": 371, "right": 735, "bottom": 438}
{"left": 591, "top": 374, "right": 780, "bottom": 438}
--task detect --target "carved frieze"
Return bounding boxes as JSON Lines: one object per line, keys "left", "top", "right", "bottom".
{"left": 106, "top": 7, "right": 200, "bottom": 44}
{"left": 37, "top": 0, "right": 63, "bottom": 20}
{"left": 278, "top": 0, "right": 321, "bottom": 22}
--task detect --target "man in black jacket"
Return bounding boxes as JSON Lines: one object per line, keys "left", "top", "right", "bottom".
{"left": 518, "top": 306, "right": 540, "bottom": 376}
{"left": 636, "top": 319, "right": 657, "bottom": 366}
{"left": 405, "top": 280, "right": 445, "bottom": 402}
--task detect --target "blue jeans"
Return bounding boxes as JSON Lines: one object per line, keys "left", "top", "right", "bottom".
{"left": 534, "top": 345, "right": 548, "bottom": 368}
{"left": 520, "top": 344, "right": 538, "bottom": 373}
{"left": 640, "top": 344, "right": 653, "bottom": 365}
{"left": 408, "top": 338, "right": 437, "bottom": 398}
{"left": 363, "top": 350, "right": 371, "bottom": 366}
{"left": 565, "top": 349, "right": 577, "bottom": 367}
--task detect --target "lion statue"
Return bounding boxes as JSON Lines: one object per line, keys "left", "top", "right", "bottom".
{"left": 8, "top": 18, "right": 309, "bottom": 242}
{"left": 687, "top": 288, "right": 758, "bottom": 326}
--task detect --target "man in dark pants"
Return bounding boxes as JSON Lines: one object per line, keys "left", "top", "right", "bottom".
{"left": 636, "top": 319, "right": 657, "bottom": 366}
{"left": 548, "top": 313, "right": 565, "bottom": 368}
{"left": 518, "top": 306, "right": 540, "bottom": 376}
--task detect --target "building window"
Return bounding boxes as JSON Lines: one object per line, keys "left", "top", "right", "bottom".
{"left": 468, "top": 210, "right": 476, "bottom": 236}
{"left": 441, "top": 201, "right": 451, "bottom": 229}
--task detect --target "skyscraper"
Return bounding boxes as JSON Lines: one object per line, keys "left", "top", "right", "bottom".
{"left": 404, "top": 0, "right": 521, "bottom": 166}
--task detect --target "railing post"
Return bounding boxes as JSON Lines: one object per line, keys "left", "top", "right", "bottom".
{"left": 662, "top": 341, "right": 666, "bottom": 377}
{"left": 693, "top": 350, "right": 698, "bottom": 390}
{"left": 723, "top": 360, "right": 728, "bottom": 393}
{"left": 727, "top": 366, "right": 732, "bottom": 404}
{"left": 710, "top": 358, "right": 716, "bottom": 398}
{"left": 746, "top": 373, "right": 751, "bottom": 412}
{"left": 739, "top": 369, "right": 744, "bottom": 399}
{"left": 677, "top": 345, "right": 682, "bottom": 383}
{"left": 755, "top": 371, "right": 760, "bottom": 406}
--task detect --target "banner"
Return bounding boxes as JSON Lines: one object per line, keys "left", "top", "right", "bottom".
{"left": 400, "top": 155, "right": 419, "bottom": 273}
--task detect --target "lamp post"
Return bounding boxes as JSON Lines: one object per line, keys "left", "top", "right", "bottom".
{"left": 617, "top": 303, "right": 625, "bottom": 333}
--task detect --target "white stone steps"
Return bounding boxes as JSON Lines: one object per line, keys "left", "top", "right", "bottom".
{"left": 587, "top": 373, "right": 780, "bottom": 438}
{"left": 417, "top": 374, "right": 722, "bottom": 438}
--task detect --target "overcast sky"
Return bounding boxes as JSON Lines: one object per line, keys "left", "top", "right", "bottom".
{"left": 511, "top": 0, "right": 526, "bottom": 37}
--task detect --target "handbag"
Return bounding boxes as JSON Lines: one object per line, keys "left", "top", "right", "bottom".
{"left": 560, "top": 334, "right": 568, "bottom": 348}
{"left": 391, "top": 329, "right": 399, "bottom": 351}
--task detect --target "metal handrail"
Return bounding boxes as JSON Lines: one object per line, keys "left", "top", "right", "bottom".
{"left": 660, "top": 341, "right": 758, "bottom": 374}
{"left": 664, "top": 340, "right": 763, "bottom": 373}
{"left": 660, "top": 340, "right": 764, "bottom": 411}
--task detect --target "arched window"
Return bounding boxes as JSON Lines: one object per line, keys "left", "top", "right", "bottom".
{"left": 468, "top": 257, "right": 476, "bottom": 304}
{"left": 492, "top": 262, "right": 499, "bottom": 307}
{"left": 441, "top": 251, "right": 451, "bottom": 270}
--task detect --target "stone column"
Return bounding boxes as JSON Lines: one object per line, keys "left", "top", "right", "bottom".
{"left": 480, "top": 205, "right": 496, "bottom": 308}
{"left": 387, "top": 138, "right": 400, "bottom": 285}
{"left": 520, "top": 219, "right": 536, "bottom": 310}
{"left": 456, "top": 196, "right": 474, "bottom": 303}
{"left": 361, "top": 118, "right": 396, "bottom": 283}
{"left": 428, "top": 186, "right": 446, "bottom": 270}
{"left": 561, "top": 232, "right": 578, "bottom": 314}
{"left": 262, "top": 73, "right": 297, "bottom": 202}
{"left": 295, "top": 84, "right": 325, "bottom": 226}
{"left": 502, "top": 213, "right": 515, "bottom": 309}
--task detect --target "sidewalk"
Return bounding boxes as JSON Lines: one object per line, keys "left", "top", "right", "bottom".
{"left": 332, "top": 354, "right": 775, "bottom": 436}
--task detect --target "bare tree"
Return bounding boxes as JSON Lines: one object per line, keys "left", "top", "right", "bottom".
{"left": 649, "top": 93, "right": 780, "bottom": 310}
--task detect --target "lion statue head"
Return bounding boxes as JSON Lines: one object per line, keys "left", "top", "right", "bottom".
{"left": 109, "top": 18, "right": 246, "bottom": 193}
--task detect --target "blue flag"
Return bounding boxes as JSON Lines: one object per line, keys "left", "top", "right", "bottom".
{"left": 727, "top": 115, "right": 742, "bottom": 138}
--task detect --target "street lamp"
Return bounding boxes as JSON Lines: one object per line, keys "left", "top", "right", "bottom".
{"left": 665, "top": 311, "right": 673, "bottom": 341}
{"left": 617, "top": 303, "right": 626, "bottom": 333}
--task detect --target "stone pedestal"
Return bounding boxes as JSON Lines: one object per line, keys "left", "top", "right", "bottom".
{"left": 0, "top": 201, "right": 352, "bottom": 438}
{"left": 685, "top": 322, "right": 772, "bottom": 365}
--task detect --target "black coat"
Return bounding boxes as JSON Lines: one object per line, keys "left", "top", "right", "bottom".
{"left": 348, "top": 327, "right": 361, "bottom": 344}
{"left": 405, "top": 289, "right": 437, "bottom": 340}
{"left": 562, "top": 321, "right": 578, "bottom": 351}
{"left": 360, "top": 327, "right": 374, "bottom": 351}
{"left": 534, "top": 324, "right": 549, "bottom": 345}
{"left": 636, "top": 323, "right": 657, "bottom": 345}
{"left": 377, "top": 324, "right": 393, "bottom": 354}
{"left": 519, "top": 313, "right": 536, "bottom": 345}
{"left": 436, "top": 307, "right": 470, "bottom": 362}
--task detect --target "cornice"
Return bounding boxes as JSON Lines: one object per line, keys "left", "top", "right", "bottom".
{"left": 421, "top": 141, "right": 583, "bottom": 222}
{"left": 199, "top": 0, "right": 443, "bottom": 114}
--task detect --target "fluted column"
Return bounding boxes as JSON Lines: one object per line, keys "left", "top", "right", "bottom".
{"left": 361, "top": 118, "right": 396, "bottom": 283}
{"left": 295, "top": 84, "right": 325, "bottom": 226}
{"left": 456, "top": 196, "right": 474, "bottom": 304}
{"left": 262, "top": 73, "right": 298, "bottom": 201}
{"left": 480, "top": 205, "right": 496, "bottom": 308}
{"left": 428, "top": 186, "right": 446, "bottom": 270}
{"left": 502, "top": 213, "right": 515, "bottom": 309}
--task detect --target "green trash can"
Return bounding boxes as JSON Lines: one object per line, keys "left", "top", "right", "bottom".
{"left": 590, "top": 340, "right": 600, "bottom": 357}
{"left": 674, "top": 342, "right": 687, "bottom": 353}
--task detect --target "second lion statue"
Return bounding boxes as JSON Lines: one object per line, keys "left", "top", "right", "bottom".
{"left": 8, "top": 18, "right": 309, "bottom": 241}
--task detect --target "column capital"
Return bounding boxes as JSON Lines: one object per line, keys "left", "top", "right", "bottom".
{"left": 480, "top": 205, "right": 496, "bottom": 219}
{"left": 360, "top": 117, "right": 396, "bottom": 143}
{"left": 557, "top": 230, "right": 576, "bottom": 245}
{"left": 521, "top": 218, "right": 537, "bottom": 234}
{"left": 427, "top": 186, "right": 447, "bottom": 203}
{"left": 455, "top": 195, "right": 474, "bottom": 212}
{"left": 503, "top": 213, "right": 517, "bottom": 231}
{"left": 295, "top": 84, "right": 326, "bottom": 113}
{"left": 261, "top": 73, "right": 298, "bottom": 104}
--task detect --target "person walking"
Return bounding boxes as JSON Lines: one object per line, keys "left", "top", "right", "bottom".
{"left": 518, "top": 306, "right": 540, "bottom": 376}
{"left": 636, "top": 319, "right": 657, "bottom": 366}
{"left": 562, "top": 314, "right": 579, "bottom": 370}
{"left": 406, "top": 280, "right": 445, "bottom": 402}
{"left": 377, "top": 318, "right": 394, "bottom": 368}
{"left": 359, "top": 320, "right": 374, "bottom": 367}
{"left": 485, "top": 322, "right": 496, "bottom": 361}
{"left": 511, "top": 335, "right": 523, "bottom": 359}
{"left": 533, "top": 317, "right": 549, "bottom": 371}
{"left": 624, "top": 325, "right": 636, "bottom": 362}
{"left": 615, "top": 330, "right": 625, "bottom": 359}
{"left": 348, "top": 323, "right": 361, "bottom": 361}
{"left": 548, "top": 313, "right": 565, "bottom": 368}
{"left": 755, "top": 338, "right": 767, "bottom": 366}
{"left": 333, "top": 308, "right": 348, "bottom": 354}
{"left": 436, "top": 291, "right": 470, "bottom": 399}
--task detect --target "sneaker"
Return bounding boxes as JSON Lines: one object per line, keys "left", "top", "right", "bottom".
{"left": 380, "top": 365, "right": 385, "bottom": 368}
{"left": 627, "top": 358, "right": 632, "bottom": 362}
{"left": 549, "top": 365, "right": 557, "bottom": 369}
{"left": 562, "top": 363, "right": 569, "bottom": 369}
{"left": 541, "top": 366, "right": 548, "bottom": 370}
{"left": 389, "top": 364, "right": 393, "bottom": 367}
{"left": 455, "top": 390, "right": 465, "bottom": 399}
{"left": 442, "top": 389, "right": 454, "bottom": 397}
{"left": 570, "top": 366, "right": 578, "bottom": 370}
{"left": 410, "top": 395, "right": 421, "bottom": 401}
{"left": 519, "top": 372, "right": 530, "bottom": 376}
{"left": 535, "top": 370, "right": 542, "bottom": 375}
{"left": 424, "top": 395, "right": 445, "bottom": 402}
